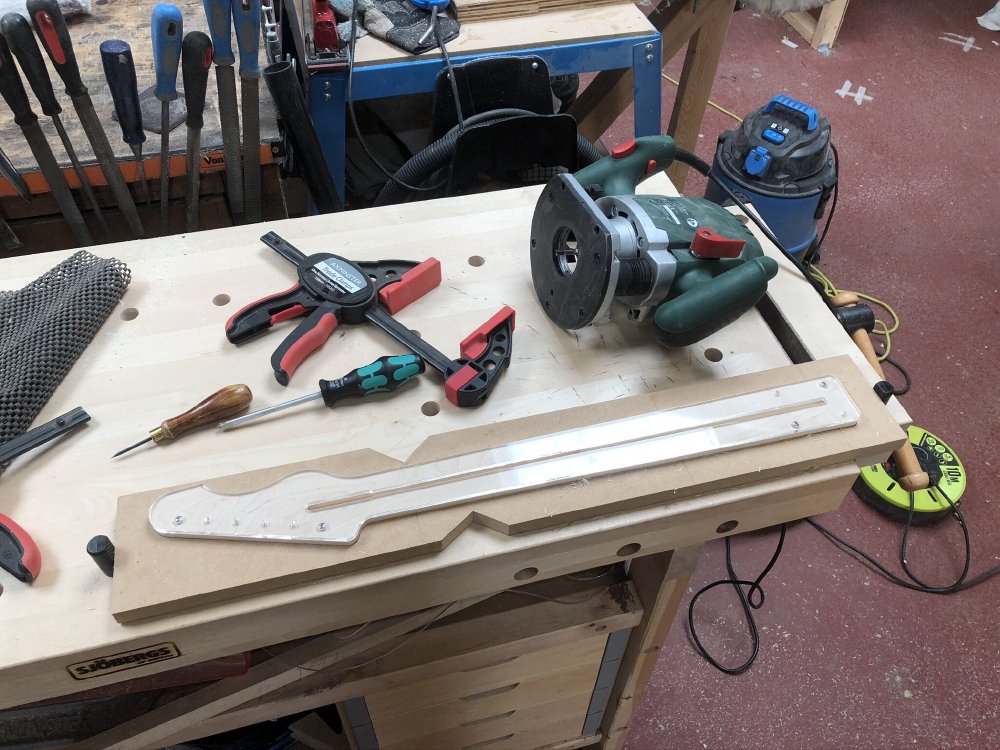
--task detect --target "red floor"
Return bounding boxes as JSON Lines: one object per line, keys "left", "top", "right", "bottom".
{"left": 603, "top": 2, "right": 1000, "bottom": 748}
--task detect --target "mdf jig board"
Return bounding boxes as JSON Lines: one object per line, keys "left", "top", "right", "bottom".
{"left": 113, "top": 356, "right": 899, "bottom": 622}
{"left": 0, "top": 174, "right": 906, "bottom": 709}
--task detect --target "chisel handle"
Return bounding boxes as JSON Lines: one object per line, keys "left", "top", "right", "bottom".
{"left": 100, "top": 40, "right": 146, "bottom": 147}
{"left": 204, "top": 0, "right": 235, "bottom": 66}
{"left": 181, "top": 32, "right": 213, "bottom": 130}
{"left": 25, "top": 0, "right": 87, "bottom": 98}
{"left": 233, "top": 0, "right": 261, "bottom": 79}
{"left": 152, "top": 3, "right": 183, "bottom": 102}
{"left": 0, "top": 36, "right": 38, "bottom": 128}
{"left": 1, "top": 13, "right": 60, "bottom": 117}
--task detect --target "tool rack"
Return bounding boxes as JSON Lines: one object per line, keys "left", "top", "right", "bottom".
{"left": 0, "top": 171, "right": 910, "bottom": 748}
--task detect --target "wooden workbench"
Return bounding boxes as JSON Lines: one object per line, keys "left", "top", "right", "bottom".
{"left": 0, "top": 173, "right": 905, "bottom": 748}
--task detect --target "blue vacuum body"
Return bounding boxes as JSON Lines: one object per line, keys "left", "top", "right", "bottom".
{"left": 705, "top": 95, "right": 837, "bottom": 256}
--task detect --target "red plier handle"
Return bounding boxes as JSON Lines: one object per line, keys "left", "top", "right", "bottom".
{"left": 0, "top": 513, "right": 41, "bottom": 583}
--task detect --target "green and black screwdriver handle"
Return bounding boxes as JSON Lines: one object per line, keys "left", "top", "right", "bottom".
{"left": 572, "top": 136, "right": 779, "bottom": 347}
{"left": 218, "top": 354, "right": 425, "bottom": 430}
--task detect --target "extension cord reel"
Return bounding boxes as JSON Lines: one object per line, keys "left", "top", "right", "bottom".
{"left": 854, "top": 425, "right": 967, "bottom": 524}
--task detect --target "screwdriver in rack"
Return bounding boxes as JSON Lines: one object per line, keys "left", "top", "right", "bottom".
{"left": 218, "top": 355, "right": 424, "bottom": 431}
{"left": 113, "top": 384, "right": 253, "bottom": 458}
{"left": 151, "top": 3, "right": 183, "bottom": 235}
{"left": 1, "top": 13, "right": 113, "bottom": 242}
{"left": 100, "top": 40, "right": 150, "bottom": 204}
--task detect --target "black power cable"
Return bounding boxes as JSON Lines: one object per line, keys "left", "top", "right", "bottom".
{"left": 688, "top": 525, "right": 787, "bottom": 674}
{"left": 808, "top": 484, "right": 1000, "bottom": 594}
{"left": 346, "top": 0, "right": 453, "bottom": 193}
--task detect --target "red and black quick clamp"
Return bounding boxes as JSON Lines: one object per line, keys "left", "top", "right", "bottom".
{"left": 0, "top": 514, "right": 40, "bottom": 583}
{"left": 226, "top": 232, "right": 516, "bottom": 407}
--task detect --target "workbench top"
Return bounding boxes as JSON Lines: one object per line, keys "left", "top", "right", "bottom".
{"left": 0, "top": 173, "right": 905, "bottom": 710}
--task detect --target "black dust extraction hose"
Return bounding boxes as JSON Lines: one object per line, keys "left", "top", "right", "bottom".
{"left": 374, "top": 108, "right": 602, "bottom": 207}
{"left": 264, "top": 60, "right": 343, "bottom": 213}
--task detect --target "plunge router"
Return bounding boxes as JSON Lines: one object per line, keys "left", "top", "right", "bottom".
{"left": 531, "top": 136, "right": 779, "bottom": 347}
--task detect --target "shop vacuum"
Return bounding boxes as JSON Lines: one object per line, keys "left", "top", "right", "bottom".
{"left": 705, "top": 95, "right": 837, "bottom": 257}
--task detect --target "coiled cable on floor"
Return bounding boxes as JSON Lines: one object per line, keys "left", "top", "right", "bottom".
{"left": 687, "top": 525, "right": 787, "bottom": 674}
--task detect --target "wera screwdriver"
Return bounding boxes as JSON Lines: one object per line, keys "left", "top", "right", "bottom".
{"left": 218, "top": 355, "right": 423, "bottom": 431}
{"left": 1, "top": 13, "right": 112, "bottom": 242}
{"left": 113, "top": 384, "right": 252, "bottom": 457}
{"left": 100, "top": 40, "right": 150, "bottom": 204}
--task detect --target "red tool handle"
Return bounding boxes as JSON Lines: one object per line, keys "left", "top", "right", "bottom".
{"left": 226, "top": 283, "right": 313, "bottom": 343}
{"left": 0, "top": 513, "right": 41, "bottom": 583}
{"left": 270, "top": 304, "right": 340, "bottom": 385}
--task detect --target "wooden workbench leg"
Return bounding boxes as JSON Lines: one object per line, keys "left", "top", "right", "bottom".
{"left": 665, "top": 0, "right": 737, "bottom": 191}
{"left": 600, "top": 545, "right": 702, "bottom": 750}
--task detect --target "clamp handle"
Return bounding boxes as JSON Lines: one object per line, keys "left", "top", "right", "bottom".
{"left": 270, "top": 303, "right": 341, "bottom": 385}
{"left": 0, "top": 513, "right": 41, "bottom": 583}
{"left": 573, "top": 135, "right": 677, "bottom": 197}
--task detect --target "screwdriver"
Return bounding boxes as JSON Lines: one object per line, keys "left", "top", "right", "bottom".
{"left": 1, "top": 13, "right": 112, "bottom": 242}
{"left": 100, "top": 40, "right": 150, "bottom": 204}
{"left": 218, "top": 355, "right": 423, "bottom": 431}
{"left": 151, "top": 3, "right": 183, "bottom": 235}
{"left": 181, "top": 31, "right": 213, "bottom": 233}
{"left": 113, "top": 384, "right": 253, "bottom": 457}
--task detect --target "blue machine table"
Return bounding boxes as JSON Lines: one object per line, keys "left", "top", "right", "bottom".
{"left": 305, "top": 3, "right": 663, "bottom": 197}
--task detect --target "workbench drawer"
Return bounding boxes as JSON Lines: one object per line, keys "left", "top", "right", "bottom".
{"left": 378, "top": 690, "right": 592, "bottom": 750}
{"left": 365, "top": 632, "right": 608, "bottom": 719}
{"left": 370, "top": 658, "right": 603, "bottom": 746}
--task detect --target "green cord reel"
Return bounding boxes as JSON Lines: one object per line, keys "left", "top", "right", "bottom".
{"left": 854, "top": 425, "right": 967, "bottom": 524}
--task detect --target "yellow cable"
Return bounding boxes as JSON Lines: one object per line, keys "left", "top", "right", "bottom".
{"left": 661, "top": 73, "right": 744, "bottom": 123}
{"left": 808, "top": 264, "right": 900, "bottom": 361}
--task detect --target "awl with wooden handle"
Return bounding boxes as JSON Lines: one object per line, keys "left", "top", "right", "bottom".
{"left": 0, "top": 33, "right": 92, "bottom": 246}
{"left": 181, "top": 31, "right": 212, "bottom": 232}
{"left": 27, "top": 0, "right": 145, "bottom": 239}
{"left": 112, "top": 384, "right": 253, "bottom": 457}
{"left": 1, "top": 12, "right": 112, "bottom": 242}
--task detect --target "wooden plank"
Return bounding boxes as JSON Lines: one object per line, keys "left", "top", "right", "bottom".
{"left": 153, "top": 579, "right": 641, "bottom": 747}
{"left": 783, "top": 10, "right": 818, "bottom": 43}
{"left": 353, "top": 4, "right": 653, "bottom": 67}
{"left": 569, "top": 0, "right": 716, "bottom": 142}
{"left": 813, "top": 0, "right": 851, "bottom": 48}
{"left": 665, "top": 0, "right": 737, "bottom": 190}
{"left": 784, "top": 0, "right": 850, "bottom": 50}
{"left": 454, "top": 0, "right": 625, "bottom": 23}
{"left": 600, "top": 547, "right": 701, "bottom": 750}
{"left": 110, "top": 355, "right": 901, "bottom": 622}
{"left": 74, "top": 599, "right": 484, "bottom": 750}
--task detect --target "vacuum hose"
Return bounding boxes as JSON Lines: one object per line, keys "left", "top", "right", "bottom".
{"left": 264, "top": 61, "right": 343, "bottom": 213}
{"left": 374, "top": 108, "right": 602, "bottom": 207}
